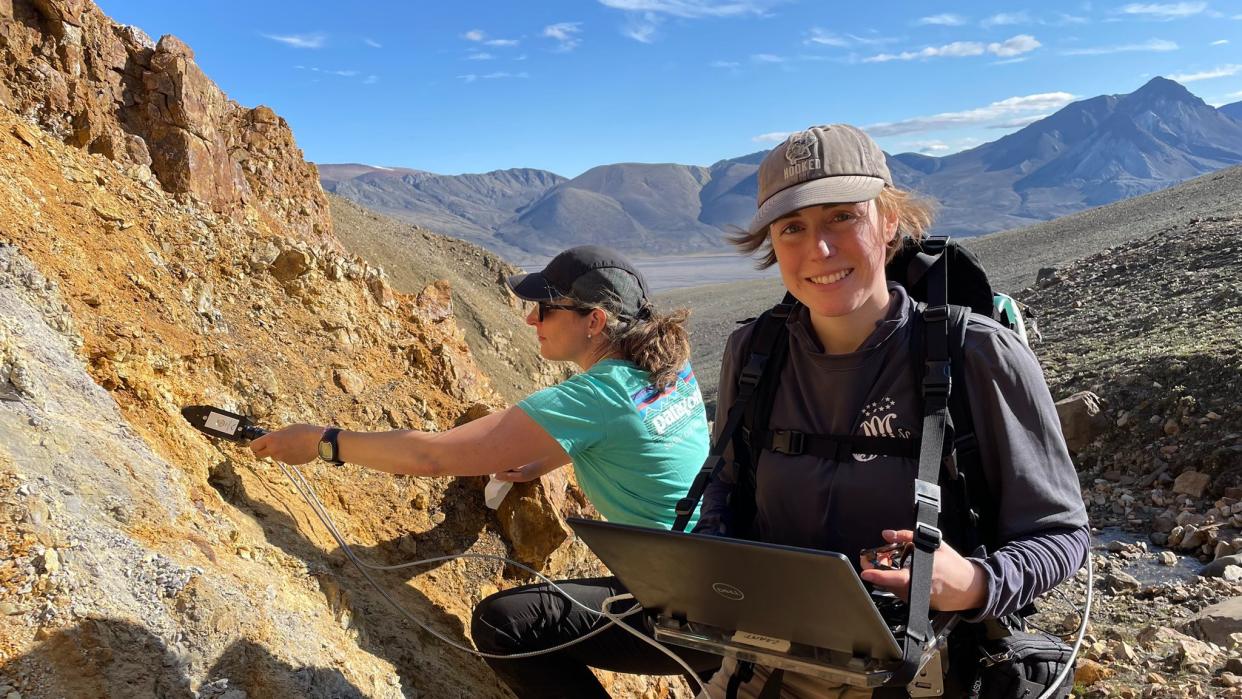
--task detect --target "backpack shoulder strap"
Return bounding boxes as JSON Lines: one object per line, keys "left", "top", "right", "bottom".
{"left": 671, "top": 293, "right": 796, "bottom": 533}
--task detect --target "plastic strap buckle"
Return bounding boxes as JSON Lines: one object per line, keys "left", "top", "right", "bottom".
{"left": 769, "top": 430, "right": 804, "bottom": 456}
{"left": 914, "top": 479, "right": 941, "bottom": 513}
{"left": 922, "top": 360, "right": 951, "bottom": 398}
{"left": 738, "top": 354, "right": 767, "bottom": 389}
{"left": 922, "top": 305, "right": 949, "bottom": 323}
{"left": 675, "top": 497, "right": 696, "bottom": 518}
{"left": 914, "top": 522, "right": 943, "bottom": 552}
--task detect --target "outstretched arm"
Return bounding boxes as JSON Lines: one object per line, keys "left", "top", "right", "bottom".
{"left": 250, "top": 406, "right": 571, "bottom": 478}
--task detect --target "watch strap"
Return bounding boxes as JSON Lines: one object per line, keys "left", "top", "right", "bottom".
{"left": 319, "top": 426, "right": 344, "bottom": 465}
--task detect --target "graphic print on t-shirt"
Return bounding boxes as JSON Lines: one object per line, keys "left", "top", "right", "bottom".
{"left": 631, "top": 367, "right": 705, "bottom": 439}
{"left": 854, "top": 395, "right": 911, "bottom": 462}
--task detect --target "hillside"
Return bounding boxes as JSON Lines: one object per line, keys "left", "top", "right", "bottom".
{"left": 320, "top": 164, "right": 563, "bottom": 263}
{"left": 0, "top": 2, "right": 673, "bottom": 698}
{"left": 328, "top": 194, "right": 571, "bottom": 404}
{"left": 325, "top": 78, "right": 1242, "bottom": 257}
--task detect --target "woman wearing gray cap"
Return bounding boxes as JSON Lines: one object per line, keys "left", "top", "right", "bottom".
{"left": 694, "top": 125, "right": 1088, "bottom": 697}
{"left": 251, "top": 245, "right": 719, "bottom": 695}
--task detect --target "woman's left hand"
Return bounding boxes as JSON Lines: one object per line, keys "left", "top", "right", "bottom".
{"left": 859, "top": 528, "right": 988, "bottom": 612}
{"left": 250, "top": 423, "right": 326, "bottom": 465}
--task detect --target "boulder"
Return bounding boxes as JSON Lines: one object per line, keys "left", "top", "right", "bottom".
{"left": 495, "top": 478, "right": 571, "bottom": 572}
{"left": 415, "top": 280, "right": 454, "bottom": 324}
{"left": 1173, "top": 470, "right": 1211, "bottom": 498}
{"left": 1055, "top": 391, "right": 1108, "bottom": 453}
{"left": 1183, "top": 597, "right": 1242, "bottom": 647}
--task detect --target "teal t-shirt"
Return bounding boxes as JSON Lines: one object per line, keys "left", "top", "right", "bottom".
{"left": 518, "top": 359, "right": 708, "bottom": 530}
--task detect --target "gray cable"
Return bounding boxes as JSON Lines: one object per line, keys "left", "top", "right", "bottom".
{"left": 273, "top": 460, "right": 699, "bottom": 667}
{"left": 1037, "top": 552, "right": 1093, "bottom": 699}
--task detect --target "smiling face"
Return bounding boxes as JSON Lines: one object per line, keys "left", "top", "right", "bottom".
{"left": 768, "top": 200, "right": 898, "bottom": 341}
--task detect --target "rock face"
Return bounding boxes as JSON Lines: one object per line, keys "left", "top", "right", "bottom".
{"left": 0, "top": 9, "right": 669, "bottom": 698}
{"left": 0, "top": 0, "right": 331, "bottom": 246}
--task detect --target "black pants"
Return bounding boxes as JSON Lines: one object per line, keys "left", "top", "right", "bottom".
{"left": 471, "top": 576, "right": 722, "bottom": 699}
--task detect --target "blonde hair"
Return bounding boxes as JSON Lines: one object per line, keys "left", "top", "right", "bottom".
{"left": 729, "top": 185, "right": 938, "bottom": 268}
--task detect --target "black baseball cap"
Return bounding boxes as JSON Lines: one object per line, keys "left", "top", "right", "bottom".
{"left": 507, "top": 245, "right": 650, "bottom": 319}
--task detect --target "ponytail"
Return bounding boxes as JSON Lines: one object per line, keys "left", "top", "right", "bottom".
{"left": 603, "top": 303, "right": 692, "bottom": 389}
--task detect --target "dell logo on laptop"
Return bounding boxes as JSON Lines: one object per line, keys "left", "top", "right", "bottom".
{"left": 712, "top": 582, "right": 745, "bottom": 601}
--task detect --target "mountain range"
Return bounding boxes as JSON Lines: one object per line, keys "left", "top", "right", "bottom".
{"left": 320, "top": 78, "right": 1242, "bottom": 260}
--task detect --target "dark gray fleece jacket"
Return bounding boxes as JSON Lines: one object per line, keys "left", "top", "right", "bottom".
{"left": 695, "top": 284, "right": 1089, "bottom": 621}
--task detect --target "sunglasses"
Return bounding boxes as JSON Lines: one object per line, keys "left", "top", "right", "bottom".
{"left": 535, "top": 301, "right": 588, "bottom": 322}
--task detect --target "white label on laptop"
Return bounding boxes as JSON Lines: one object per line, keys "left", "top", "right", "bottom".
{"left": 731, "top": 630, "right": 792, "bottom": 653}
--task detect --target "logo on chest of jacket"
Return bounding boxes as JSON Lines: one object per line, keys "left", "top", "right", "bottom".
{"left": 855, "top": 396, "right": 911, "bottom": 462}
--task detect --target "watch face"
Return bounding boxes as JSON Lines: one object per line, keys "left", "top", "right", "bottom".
{"left": 318, "top": 440, "right": 335, "bottom": 461}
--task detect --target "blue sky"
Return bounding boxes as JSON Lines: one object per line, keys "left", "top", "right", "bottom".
{"left": 99, "top": 1, "right": 1241, "bottom": 178}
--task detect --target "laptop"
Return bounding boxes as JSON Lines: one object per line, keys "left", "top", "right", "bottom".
{"left": 567, "top": 517, "right": 951, "bottom": 690}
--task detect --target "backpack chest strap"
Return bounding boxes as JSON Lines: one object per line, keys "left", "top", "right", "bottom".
{"left": 748, "top": 428, "right": 919, "bottom": 460}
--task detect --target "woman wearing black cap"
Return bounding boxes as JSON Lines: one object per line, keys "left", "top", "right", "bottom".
{"left": 251, "top": 245, "right": 719, "bottom": 696}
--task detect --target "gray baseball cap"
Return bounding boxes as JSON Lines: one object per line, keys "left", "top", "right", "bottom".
{"left": 748, "top": 124, "right": 892, "bottom": 235}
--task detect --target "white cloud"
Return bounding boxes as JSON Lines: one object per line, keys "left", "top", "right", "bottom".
{"left": 753, "top": 131, "right": 791, "bottom": 143}
{"left": 981, "top": 12, "right": 1031, "bottom": 28}
{"left": 597, "top": 0, "right": 775, "bottom": 18}
{"left": 457, "top": 71, "right": 531, "bottom": 82}
{"left": 865, "top": 41, "right": 984, "bottom": 62}
{"left": 917, "top": 14, "right": 967, "bottom": 26}
{"left": 623, "top": 13, "right": 661, "bottom": 43}
{"left": 1061, "top": 39, "right": 1178, "bottom": 55}
{"left": 464, "top": 30, "right": 520, "bottom": 47}
{"left": 1211, "top": 39, "right": 1229, "bottom": 46}
{"left": 624, "top": 25, "right": 658, "bottom": 42}
{"left": 1167, "top": 64, "right": 1242, "bottom": 82}
{"left": 710, "top": 60, "right": 740, "bottom": 68}
{"left": 363, "top": 38, "right": 382, "bottom": 48}
{"left": 1227, "top": 90, "right": 1242, "bottom": 98}
{"left": 1119, "top": 2, "right": 1206, "bottom": 19}
{"left": 865, "top": 35, "right": 1038, "bottom": 62}
{"left": 988, "top": 34, "right": 1041, "bottom": 57}
{"left": 903, "top": 140, "right": 951, "bottom": 154}
{"left": 752, "top": 53, "right": 786, "bottom": 63}
{"left": 328, "top": 69, "right": 358, "bottom": 77}
{"left": 806, "top": 28, "right": 849, "bottom": 46}
{"left": 543, "top": 22, "right": 583, "bottom": 51}
{"left": 865, "top": 91, "right": 1076, "bottom": 136}
{"left": 364, "top": 75, "right": 379, "bottom": 85}
{"left": 263, "top": 33, "right": 326, "bottom": 49}
{"left": 467, "top": 52, "right": 495, "bottom": 60}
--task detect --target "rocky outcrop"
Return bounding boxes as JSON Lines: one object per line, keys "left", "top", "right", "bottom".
{"left": 0, "top": 0, "right": 331, "bottom": 245}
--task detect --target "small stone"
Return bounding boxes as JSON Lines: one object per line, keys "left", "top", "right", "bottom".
{"left": 1147, "top": 672, "right": 1167, "bottom": 685}
{"left": 1075, "top": 658, "right": 1112, "bottom": 685}
{"left": 0, "top": 602, "right": 21, "bottom": 615}
{"left": 1159, "top": 550, "right": 1178, "bottom": 566}
{"left": 42, "top": 549, "right": 60, "bottom": 575}
{"left": 1224, "top": 565, "right": 1242, "bottom": 583}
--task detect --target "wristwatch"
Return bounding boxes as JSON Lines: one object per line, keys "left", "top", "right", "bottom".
{"left": 317, "top": 427, "right": 344, "bottom": 465}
